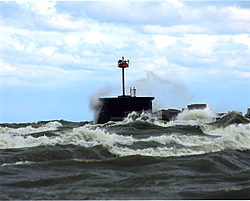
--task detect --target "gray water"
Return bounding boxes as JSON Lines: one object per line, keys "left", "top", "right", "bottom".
{"left": 1, "top": 109, "right": 250, "bottom": 199}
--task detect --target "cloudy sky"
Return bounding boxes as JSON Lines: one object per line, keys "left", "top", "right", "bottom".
{"left": 0, "top": 0, "right": 250, "bottom": 123}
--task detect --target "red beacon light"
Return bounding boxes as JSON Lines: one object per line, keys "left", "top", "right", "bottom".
{"left": 118, "top": 56, "right": 129, "bottom": 68}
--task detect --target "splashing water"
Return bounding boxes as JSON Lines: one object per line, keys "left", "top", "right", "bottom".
{"left": 132, "top": 71, "right": 195, "bottom": 110}
{"left": 176, "top": 106, "right": 218, "bottom": 125}
{"left": 89, "top": 86, "right": 115, "bottom": 124}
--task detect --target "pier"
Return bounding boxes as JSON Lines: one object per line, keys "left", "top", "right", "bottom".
{"left": 95, "top": 56, "right": 155, "bottom": 124}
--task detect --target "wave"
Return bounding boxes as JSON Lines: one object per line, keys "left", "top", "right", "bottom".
{"left": 0, "top": 108, "right": 249, "bottom": 158}
{"left": 0, "top": 121, "right": 63, "bottom": 135}
{"left": 176, "top": 106, "right": 218, "bottom": 124}
{"left": 1, "top": 128, "right": 249, "bottom": 159}
{"left": 121, "top": 106, "right": 218, "bottom": 126}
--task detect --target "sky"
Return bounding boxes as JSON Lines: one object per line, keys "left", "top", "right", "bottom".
{"left": 0, "top": 0, "right": 250, "bottom": 123}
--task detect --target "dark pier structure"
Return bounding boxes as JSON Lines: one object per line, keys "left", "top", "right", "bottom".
{"left": 96, "top": 57, "right": 154, "bottom": 124}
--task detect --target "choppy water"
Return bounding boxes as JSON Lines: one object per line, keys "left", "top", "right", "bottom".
{"left": 1, "top": 109, "right": 250, "bottom": 199}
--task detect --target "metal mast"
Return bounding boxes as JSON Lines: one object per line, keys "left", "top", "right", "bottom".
{"left": 117, "top": 56, "right": 129, "bottom": 96}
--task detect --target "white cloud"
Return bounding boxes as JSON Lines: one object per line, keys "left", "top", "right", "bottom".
{"left": 56, "top": 39, "right": 63, "bottom": 46}
{"left": 235, "top": 71, "right": 250, "bottom": 79}
{"left": 165, "top": 0, "right": 184, "bottom": 8}
{"left": 40, "top": 47, "right": 57, "bottom": 57}
{"left": 152, "top": 34, "right": 218, "bottom": 57}
{"left": 224, "top": 6, "right": 250, "bottom": 22}
{"left": 31, "top": 1, "right": 56, "bottom": 15}
{"left": 184, "top": 34, "right": 218, "bottom": 57}
{"left": 233, "top": 34, "right": 250, "bottom": 48}
{"left": 17, "top": 1, "right": 86, "bottom": 31}
{"left": 152, "top": 35, "right": 179, "bottom": 49}
{"left": 82, "top": 31, "right": 125, "bottom": 48}
{"left": 43, "top": 14, "right": 86, "bottom": 31}
{"left": 83, "top": 32, "right": 112, "bottom": 44}
{"left": 149, "top": 33, "right": 250, "bottom": 71}
{"left": 149, "top": 65, "right": 250, "bottom": 87}
{"left": 82, "top": 1, "right": 181, "bottom": 26}
{"left": 143, "top": 24, "right": 206, "bottom": 34}
{"left": 0, "top": 60, "right": 16, "bottom": 76}
{"left": 0, "top": 60, "right": 96, "bottom": 88}
{"left": 64, "top": 35, "right": 80, "bottom": 46}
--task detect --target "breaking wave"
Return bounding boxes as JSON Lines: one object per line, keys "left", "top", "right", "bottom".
{"left": 1, "top": 108, "right": 249, "bottom": 158}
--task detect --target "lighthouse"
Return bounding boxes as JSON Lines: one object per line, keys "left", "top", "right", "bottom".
{"left": 118, "top": 56, "right": 129, "bottom": 97}
{"left": 95, "top": 57, "right": 155, "bottom": 124}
